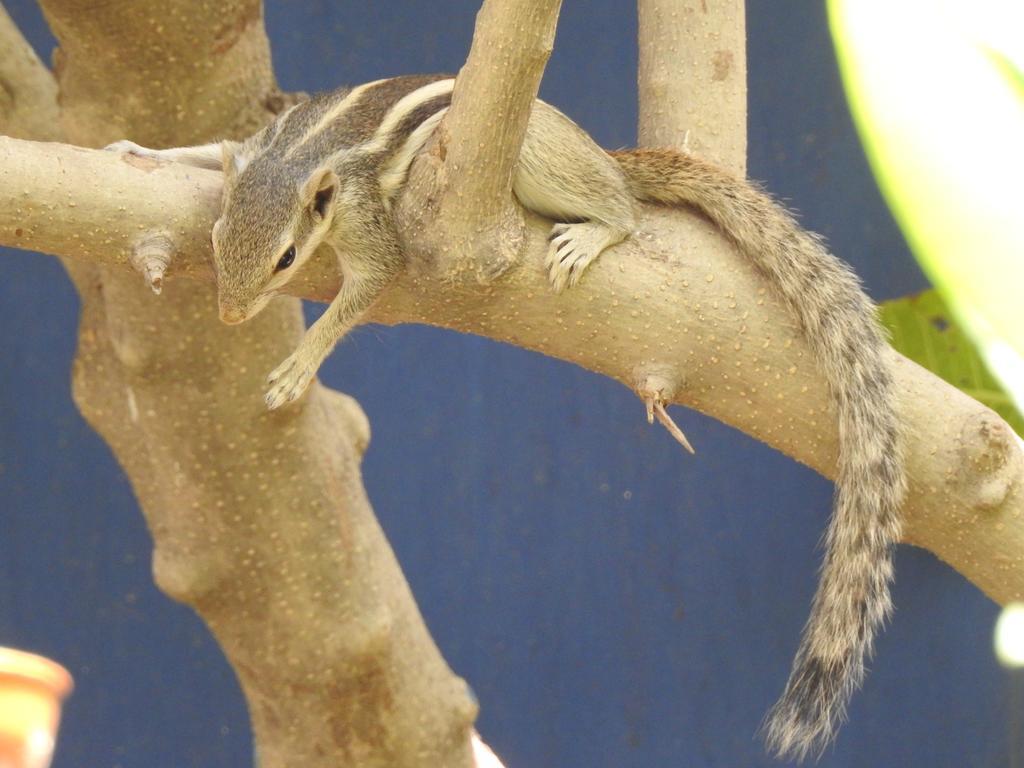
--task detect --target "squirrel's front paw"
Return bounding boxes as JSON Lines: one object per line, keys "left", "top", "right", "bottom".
{"left": 265, "top": 353, "right": 316, "bottom": 410}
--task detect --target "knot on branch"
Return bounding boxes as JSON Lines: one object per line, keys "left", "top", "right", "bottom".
{"left": 131, "top": 232, "right": 173, "bottom": 294}
{"left": 152, "top": 542, "right": 230, "bottom": 607}
{"left": 955, "top": 409, "right": 1023, "bottom": 511}
{"left": 396, "top": 139, "right": 524, "bottom": 285}
{"left": 323, "top": 389, "right": 372, "bottom": 458}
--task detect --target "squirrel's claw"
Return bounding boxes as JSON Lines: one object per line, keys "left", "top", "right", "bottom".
{"left": 265, "top": 353, "right": 315, "bottom": 410}
{"left": 545, "top": 222, "right": 625, "bottom": 294}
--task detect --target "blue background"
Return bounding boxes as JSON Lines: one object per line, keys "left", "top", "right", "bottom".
{"left": 0, "top": 2, "right": 1005, "bottom": 767}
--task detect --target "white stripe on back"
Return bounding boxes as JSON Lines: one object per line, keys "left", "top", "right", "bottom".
{"left": 361, "top": 78, "right": 455, "bottom": 154}
{"left": 378, "top": 106, "right": 450, "bottom": 200}
{"left": 285, "top": 78, "right": 387, "bottom": 158}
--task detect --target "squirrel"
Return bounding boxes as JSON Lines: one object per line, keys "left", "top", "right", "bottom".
{"left": 107, "top": 73, "right": 905, "bottom": 761}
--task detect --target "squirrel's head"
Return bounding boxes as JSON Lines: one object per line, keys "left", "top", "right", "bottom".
{"left": 211, "top": 141, "right": 339, "bottom": 325}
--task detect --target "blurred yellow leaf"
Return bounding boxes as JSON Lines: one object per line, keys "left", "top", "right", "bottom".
{"left": 829, "top": 0, "right": 1024, "bottom": 407}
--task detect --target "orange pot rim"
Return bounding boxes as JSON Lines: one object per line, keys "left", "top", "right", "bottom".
{"left": 0, "top": 647, "right": 73, "bottom": 699}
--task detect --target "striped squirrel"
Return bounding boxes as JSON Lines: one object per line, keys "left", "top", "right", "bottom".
{"left": 107, "top": 74, "right": 905, "bottom": 761}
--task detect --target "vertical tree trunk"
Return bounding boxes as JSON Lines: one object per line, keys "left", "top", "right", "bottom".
{"left": 28, "top": 1, "right": 479, "bottom": 765}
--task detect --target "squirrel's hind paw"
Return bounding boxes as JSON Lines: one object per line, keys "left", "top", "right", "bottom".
{"left": 104, "top": 140, "right": 155, "bottom": 157}
{"left": 545, "top": 222, "right": 625, "bottom": 293}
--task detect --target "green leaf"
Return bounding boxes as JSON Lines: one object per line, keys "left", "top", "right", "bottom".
{"left": 880, "top": 290, "right": 1024, "bottom": 437}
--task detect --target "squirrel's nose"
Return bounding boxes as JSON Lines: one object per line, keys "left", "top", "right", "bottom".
{"left": 219, "top": 303, "right": 247, "bottom": 326}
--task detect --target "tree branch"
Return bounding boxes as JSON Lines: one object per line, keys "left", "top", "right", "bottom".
{"left": 2, "top": 135, "right": 1020, "bottom": 604}
{"left": 0, "top": 137, "right": 219, "bottom": 278}
{"left": 637, "top": 0, "right": 747, "bottom": 172}
{"left": 0, "top": 3, "right": 59, "bottom": 141}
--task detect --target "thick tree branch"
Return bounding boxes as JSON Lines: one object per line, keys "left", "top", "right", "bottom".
{"left": 446, "top": 0, "right": 562, "bottom": 214}
{"left": 2, "top": 136, "right": 1020, "bottom": 605}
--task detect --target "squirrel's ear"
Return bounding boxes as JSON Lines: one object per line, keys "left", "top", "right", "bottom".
{"left": 300, "top": 166, "right": 339, "bottom": 221}
{"left": 220, "top": 141, "right": 250, "bottom": 181}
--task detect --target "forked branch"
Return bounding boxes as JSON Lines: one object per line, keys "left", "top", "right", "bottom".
{"left": 403, "top": 0, "right": 564, "bottom": 281}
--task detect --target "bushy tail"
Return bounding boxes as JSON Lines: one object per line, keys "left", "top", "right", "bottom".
{"left": 611, "top": 149, "right": 906, "bottom": 761}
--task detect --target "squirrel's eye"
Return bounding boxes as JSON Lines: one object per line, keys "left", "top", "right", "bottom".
{"left": 276, "top": 245, "right": 296, "bottom": 272}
